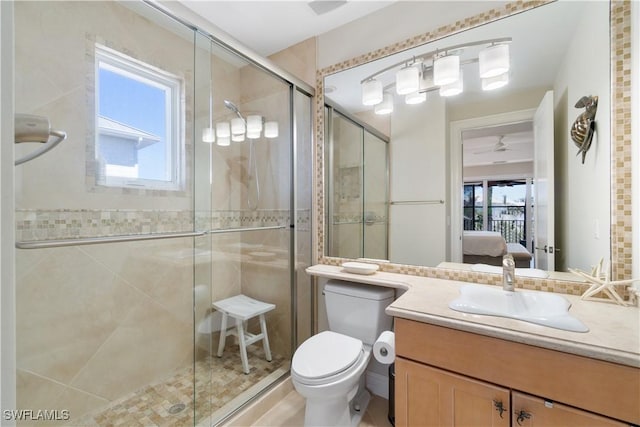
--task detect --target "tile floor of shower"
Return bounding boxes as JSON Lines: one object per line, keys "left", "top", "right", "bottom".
{"left": 69, "top": 343, "right": 289, "bottom": 427}
{"left": 17, "top": 341, "right": 393, "bottom": 427}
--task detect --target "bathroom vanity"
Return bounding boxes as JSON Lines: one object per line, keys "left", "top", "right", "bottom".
{"left": 305, "top": 265, "right": 640, "bottom": 426}
{"left": 395, "top": 319, "right": 634, "bottom": 426}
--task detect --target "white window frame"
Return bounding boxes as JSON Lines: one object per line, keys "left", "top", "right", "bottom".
{"left": 95, "top": 43, "right": 184, "bottom": 191}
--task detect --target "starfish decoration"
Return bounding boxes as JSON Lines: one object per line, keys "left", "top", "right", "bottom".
{"left": 568, "top": 258, "right": 639, "bottom": 306}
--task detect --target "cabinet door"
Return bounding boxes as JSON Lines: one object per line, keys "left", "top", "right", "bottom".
{"left": 396, "top": 357, "right": 510, "bottom": 427}
{"left": 512, "top": 391, "right": 627, "bottom": 426}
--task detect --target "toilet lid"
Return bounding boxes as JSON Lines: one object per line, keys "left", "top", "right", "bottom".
{"left": 292, "top": 331, "right": 363, "bottom": 380}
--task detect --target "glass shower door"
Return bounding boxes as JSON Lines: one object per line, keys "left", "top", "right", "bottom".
{"left": 14, "top": 2, "right": 201, "bottom": 425}
{"left": 193, "top": 33, "right": 295, "bottom": 425}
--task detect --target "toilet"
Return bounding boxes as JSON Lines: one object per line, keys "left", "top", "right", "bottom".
{"left": 291, "top": 279, "right": 394, "bottom": 426}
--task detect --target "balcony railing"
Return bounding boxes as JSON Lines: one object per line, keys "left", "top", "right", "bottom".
{"left": 464, "top": 205, "right": 528, "bottom": 245}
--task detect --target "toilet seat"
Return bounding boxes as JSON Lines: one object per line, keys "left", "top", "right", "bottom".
{"left": 292, "top": 331, "right": 364, "bottom": 385}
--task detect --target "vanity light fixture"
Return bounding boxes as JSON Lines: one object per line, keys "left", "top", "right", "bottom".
{"left": 216, "top": 121, "right": 230, "bottom": 138}
{"left": 231, "top": 117, "right": 245, "bottom": 135}
{"left": 440, "top": 70, "right": 464, "bottom": 97}
{"left": 479, "top": 43, "right": 510, "bottom": 78}
{"left": 482, "top": 72, "right": 509, "bottom": 91}
{"left": 375, "top": 93, "right": 394, "bottom": 115}
{"left": 362, "top": 78, "right": 383, "bottom": 105}
{"left": 395, "top": 65, "right": 420, "bottom": 95}
{"left": 359, "top": 37, "right": 511, "bottom": 110}
{"left": 264, "top": 121, "right": 279, "bottom": 138}
{"left": 246, "top": 115, "right": 263, "bottom": 133}
{"left": 433, "top": 54, "right": 460, "bottom": 86}
{"left": 209, "top": 100, "right": 279, "bottom": 145}
{"left": 202, "top": 127, "right": 215, "bottom": 144}
{"left": 405, "top": 90, "right": 427, "bottom": 105}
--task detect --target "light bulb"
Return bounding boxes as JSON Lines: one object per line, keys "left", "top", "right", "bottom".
{"left": 246, "top": 130, "right": 261, "bottom": 139}
{"left": 216, "top": 136, "right": 230, "bottom": 146}
{"left": 216, "top": 121, "right": 230, "bottom": 138}
{"left": 433, "top": 54, "right": 460, "bottom": 86}
{"left": 405, "top": 91, "right": 426, "bottom": 105}
{"left": 246, "top": 115, "right": 263, "bottom": 133}
{"left": 231, "top": 118, "right": 245, "bottom": 135}
{"left": 482, "top": 72, "right": 509, "bottom": 91}
{"left": 362, "top": 79, "right": 383, "bottom": 106}
{"left": 264, "top": 121, "right": 279, "bottom": 138}
{"left": 374, "top": 93, "right": 394, "bottom": 115}
{"left": 479, "top": 44, "right": 510, "bottom": 78}
{"left": 395, "top": 66, "right": 420, "bottom": 95}
{"left": 202, "top": 127, "right": 215, "bottom": 143}
{"left": 232, "top": 133, "right": 245, "bottom": 142}
{"left": 439, "top": 70, "right": 463, "bottom": 97}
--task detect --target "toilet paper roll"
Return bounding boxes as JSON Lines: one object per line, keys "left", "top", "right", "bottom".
{"left": 373, "top": 330, "right": 395, "bottom": 364}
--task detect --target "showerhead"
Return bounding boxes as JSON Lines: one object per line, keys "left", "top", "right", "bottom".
{"left": 224, "top": 100, "right": 244, "bottom": 120}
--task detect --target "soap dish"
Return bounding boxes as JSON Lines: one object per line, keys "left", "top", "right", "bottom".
{"left": 342, "top": 261, "right": 379, "bottom": 275}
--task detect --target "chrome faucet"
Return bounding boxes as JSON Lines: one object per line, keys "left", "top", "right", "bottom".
{"left": 502, "top": 254, "right": 515, "bottom": 291}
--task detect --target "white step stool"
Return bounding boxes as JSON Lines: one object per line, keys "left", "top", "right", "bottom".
{"left": 212, "top": 294, "right": 276, "bottom": 374}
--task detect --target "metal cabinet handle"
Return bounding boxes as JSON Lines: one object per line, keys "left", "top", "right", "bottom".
{"left": 515, "top": 409, "right": 532, "bottom": 425}
{"left": 493, "top": 400, "right": 506, "bottom": 418}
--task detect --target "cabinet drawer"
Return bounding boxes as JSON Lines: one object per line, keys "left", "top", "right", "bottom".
{"left": 395, "top": 318, "right": 640, "bottom": 424}
{"left": 511, "top": 391, "right": 627, "bottom": 426}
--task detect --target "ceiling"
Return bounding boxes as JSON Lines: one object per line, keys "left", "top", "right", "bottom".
{"left": 179, "top": 1, "right": 396, "bottom": 57}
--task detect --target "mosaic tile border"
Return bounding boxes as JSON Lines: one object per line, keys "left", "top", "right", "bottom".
{"left": 15, "top": 209, "right": 308, "bottom": 242}
{"left": 610, "top": 0, "right": 633, "bottom": 281}
{"left": 314, "top": 1, "right": 634, "bottom": 292}
{"left": 319, "top": 255, "right": 634, "bottom": 299}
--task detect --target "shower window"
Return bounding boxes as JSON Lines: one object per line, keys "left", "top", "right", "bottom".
{"left": 95, "top": 44, "right": 184, "bottom": 190}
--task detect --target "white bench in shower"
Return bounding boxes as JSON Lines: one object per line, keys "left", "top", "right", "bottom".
{"left": 212, "top": 294, "right": 275, "bottom": 374}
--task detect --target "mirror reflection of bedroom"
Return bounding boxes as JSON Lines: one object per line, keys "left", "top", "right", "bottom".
{"left": 462, "top": 119, "right": 536, "bottom": 269}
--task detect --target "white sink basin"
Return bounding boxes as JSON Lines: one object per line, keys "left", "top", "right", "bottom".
{"left": 449, "top": 284, "right": 588, "bottom": 332}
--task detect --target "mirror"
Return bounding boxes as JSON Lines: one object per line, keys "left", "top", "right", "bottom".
{"left": 321, "top": 1, "right": 614, "bottom": 277}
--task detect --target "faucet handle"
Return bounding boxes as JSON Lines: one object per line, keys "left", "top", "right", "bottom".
{"left": 502, "top": 253, "right": 515, "bottom": 267}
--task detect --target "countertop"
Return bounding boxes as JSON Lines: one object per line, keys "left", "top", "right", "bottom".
{"left": 306, "top": 264, "right": 640, "bottom": 368}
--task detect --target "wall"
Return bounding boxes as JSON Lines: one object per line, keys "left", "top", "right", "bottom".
{"left": 464, "top": 161, "right": 533, "bottom": 180}
{"left": 553, "top": 2, "right": 610, "bottom": 272}
{"left": 317, "top": 1, "right": 508, "bottom": 69}
{"left": 269, "top": 37, "right": 316, "bottom": 88}
{"left": 389, "top": 96, "right": 447, "bottom": 266}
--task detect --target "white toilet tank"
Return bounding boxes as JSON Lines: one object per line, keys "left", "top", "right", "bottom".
{"left": 324, "top": 279, "right": 394, "bottom": 346}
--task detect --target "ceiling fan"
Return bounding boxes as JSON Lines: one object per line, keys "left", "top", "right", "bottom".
{"left": 473, "top": 135, "right": 518, "bottom": 154}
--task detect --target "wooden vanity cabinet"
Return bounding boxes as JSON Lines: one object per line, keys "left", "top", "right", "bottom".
{"left": 394, "top": 318, "right": 639, "bottom": 426}
{"left": 396, "top": 358, "right": 510, "bottom": 427}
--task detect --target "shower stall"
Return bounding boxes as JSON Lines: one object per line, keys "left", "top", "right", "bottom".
{"left": 10, "top": 1, "right": 313, "bottom": 425}
{"left": 324, "top": 104, "right": 389, "bottom": 261}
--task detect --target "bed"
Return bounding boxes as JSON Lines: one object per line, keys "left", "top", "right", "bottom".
{"left": 463, "top": 231, "right": 532, "bottom": 268}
